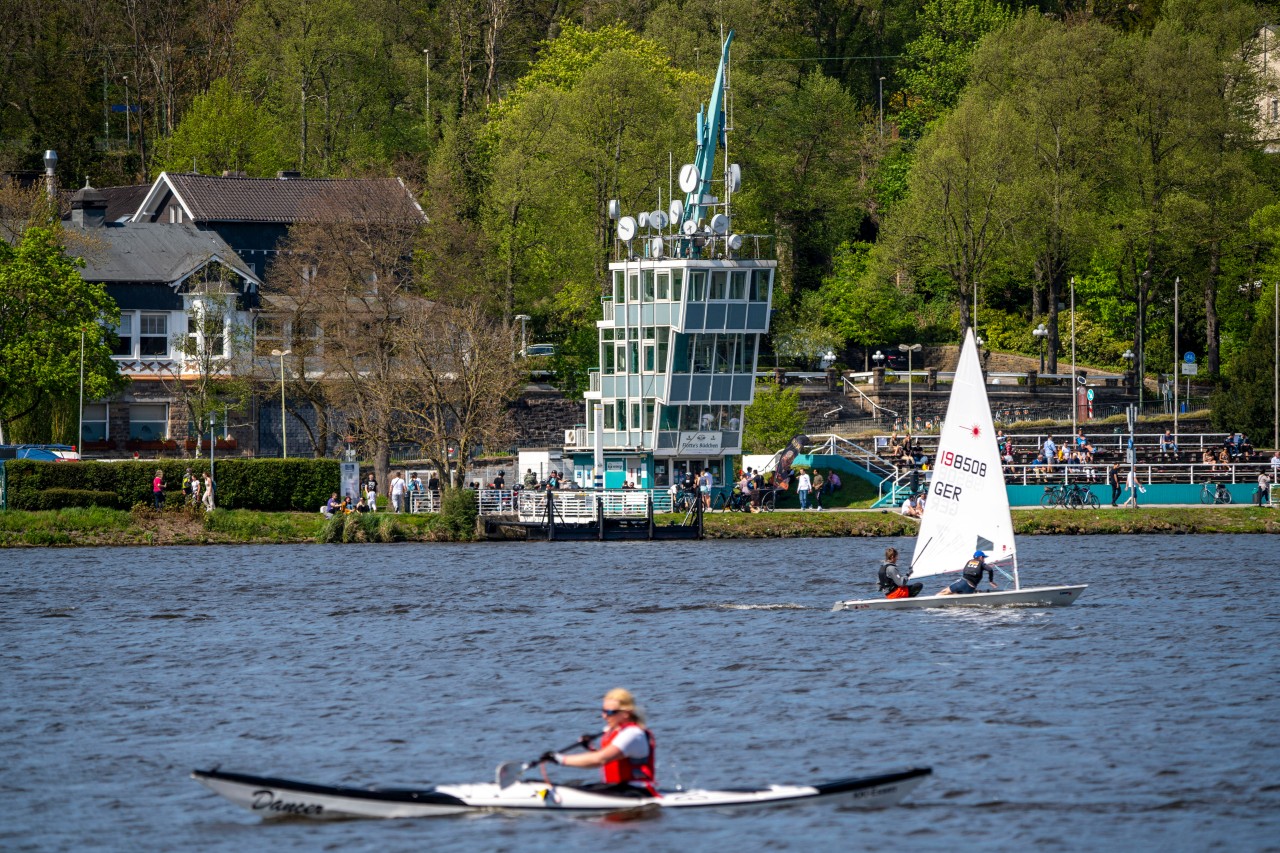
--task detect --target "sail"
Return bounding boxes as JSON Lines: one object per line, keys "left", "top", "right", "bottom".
{"left": 909, "top": 330, "right": 1016, "bottom": 581}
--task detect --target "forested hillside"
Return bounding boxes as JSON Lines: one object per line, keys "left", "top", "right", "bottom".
{"left": 2, "top": 0, "right": 1278, "bottom": 436}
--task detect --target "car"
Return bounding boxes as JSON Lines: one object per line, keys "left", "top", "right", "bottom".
{"left": 522, "top": 344, "right": 556, "bottom": 358}
{"left": 0, "top": 444, "right": 81, "bottom": 461}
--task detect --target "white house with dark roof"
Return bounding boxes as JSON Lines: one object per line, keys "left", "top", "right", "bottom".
{"left": 59, "top": 169, "right": 427, "bottom": 457}
{"left": 65, "top": 183, "right": 262, "bottom": 452}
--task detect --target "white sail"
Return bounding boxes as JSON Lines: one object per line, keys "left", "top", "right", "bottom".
{"left": 909, "top": 330, "right": 1016, "bottom": 582}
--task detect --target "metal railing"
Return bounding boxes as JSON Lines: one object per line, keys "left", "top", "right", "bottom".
{"left": 841, "top": 376, "right": 897, "bottom": 421}
{"left": 473, "top": 488, "right": 675, "bottom": 520}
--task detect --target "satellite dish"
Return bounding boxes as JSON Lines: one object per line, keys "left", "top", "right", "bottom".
{"left": 709, "top": 213, "right": 730, "bottom": 235}
{"left": 679, "top": 164, "right": 699, "bottom": 193}
{"left": 651, "top": 210, "right": 668, "bottom": 229}
{"left": 637, "top": 211, "right": 649, "bottom": 228}
{"left": 607, "top": 199, "right": 621, "bottom": 220}
{"left": 669, "top": 199, "right": 683, "bottom": 221}
{"left": 727, "top": 233, "right": 744, "bottom": 250}
{"left": 727, "top": 164, "right": 741, "bottom": 192}
{"left": 682, "top": 219, "right": 698, "bottom": 236}
{"left": 617, "top": 216, "right": 637, "bottom": 241}
{"left": 650, "top": 236, "right": 664, "bottom": 257}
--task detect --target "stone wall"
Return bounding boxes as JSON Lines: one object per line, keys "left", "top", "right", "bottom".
{"left": 511, "top": 392, "right": 582, "bottom": 448}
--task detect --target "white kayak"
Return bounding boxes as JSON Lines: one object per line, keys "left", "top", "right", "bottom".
{"left": 191, "top": 766, "right": 931, "bottom": 819}
{"left": 834, "top": 584, "right": 1087, "bottom": 611}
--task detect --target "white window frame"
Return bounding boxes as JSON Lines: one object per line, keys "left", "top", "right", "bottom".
{"left": 82, "top": 403, "right": 109, "bottom": 442}
{"left": 139, "top": 313, "right": 170, "bottom": 358}
{"left": 129, "top": 403, "right": 169, "bottom": 441}
{"left": 110, "top": 312, "right": 136, "bottom": 359}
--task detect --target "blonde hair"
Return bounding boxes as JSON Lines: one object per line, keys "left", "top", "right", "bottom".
{"left": 604, "top": 687, "right": 646, "bottom": 725}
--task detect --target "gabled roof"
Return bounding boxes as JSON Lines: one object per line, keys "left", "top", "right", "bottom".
{"left": 133, "top": 173, "right": 426, "bottom": 225}
{"left": 98, "top": 184, "right": 151, "bottom": 223}
{"left": 64, "top": 220, "right": 260, "bottom": 288}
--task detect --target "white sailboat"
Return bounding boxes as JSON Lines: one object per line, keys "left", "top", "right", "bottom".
{"left": 834, "top": 330, "right": 1086, "bottom": 611}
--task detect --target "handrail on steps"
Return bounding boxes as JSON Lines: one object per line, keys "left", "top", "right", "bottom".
{"left": 842, "top": 376, "right": 898, "bottom": 421}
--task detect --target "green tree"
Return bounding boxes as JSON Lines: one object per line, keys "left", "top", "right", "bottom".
{"left": 815, "top": 241, "right": 916, "bottom": 365}
{"left": 158, "top": 78, "right": 291, "bottom": 176}
{"left": 0, "top": 226, "right": 124, "bottom": 444}
{"left": 897, "top": 0, "right": 1014, "bottom": 136}
{"left": 743, "top": 383, "right": 808, "bottom": 454}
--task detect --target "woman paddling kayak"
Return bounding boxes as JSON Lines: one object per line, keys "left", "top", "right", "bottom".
{"left": 541, "top": 688, "right": 657, "bottom": 796}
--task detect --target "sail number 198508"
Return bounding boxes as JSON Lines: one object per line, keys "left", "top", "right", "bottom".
{"left": 940, "top": 451, "right": 986, "bottom": 478}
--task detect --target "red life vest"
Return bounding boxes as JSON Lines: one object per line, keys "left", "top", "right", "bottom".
{"left": 600, "top": 722, "right": 657, "bottom": 795}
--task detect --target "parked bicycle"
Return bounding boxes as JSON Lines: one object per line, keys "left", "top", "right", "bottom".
{"left": 1200, "top": 482, "right": 1233, "bottom": 505}
{"left": 1041, "top": 482, "right": 1099, "bottom": 509}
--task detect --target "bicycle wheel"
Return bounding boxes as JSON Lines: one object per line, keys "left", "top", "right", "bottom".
{"left": 1066, "top": 492, "right": 1083, "bottom": 510}
{"left": 1086, "top": 492, "right": 1100, "bottom": 509}
{"left": 760, "top": 492, "right": 776, "bottom": 512}
{"left": 711, "top": 492, "right": 727, "bottom": 512}
{"left": 1040, "top": 491, "right": 1057, "bottom": 509}
{"left": 1219, "top": 491, "right": 1233, "bottom": 505}
{"left": 1200, "top": 486, "right": 1214, "bottom": 505}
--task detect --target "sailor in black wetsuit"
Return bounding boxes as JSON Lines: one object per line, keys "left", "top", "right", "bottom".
{"left": 877, "top": 547, "right": 924, "bottom": 599}
{"left": 938, "top": 550, "right": 999, "bottom": 595}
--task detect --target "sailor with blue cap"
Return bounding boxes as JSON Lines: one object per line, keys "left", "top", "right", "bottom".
{"left": 938, "top": 550, "right": 999, "bottom": 596}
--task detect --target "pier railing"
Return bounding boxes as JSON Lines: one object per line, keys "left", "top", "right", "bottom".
{"left": 475, "top": 488, "right": 675, "bottom": 520}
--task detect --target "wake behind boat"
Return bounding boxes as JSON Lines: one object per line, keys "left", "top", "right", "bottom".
{"left": 191, "top": 766, "right": 931, "bottom": 819}
{"left": 834, "top": 329, "right": 1086, "bottom": 612}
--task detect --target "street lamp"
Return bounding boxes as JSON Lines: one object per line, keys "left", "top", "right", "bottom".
{"left": 878, "top": 77, "right": 886, "bottom": 140}
{"left": 271, "top": 348, "right": 291, "bottom": 458}
{"left": 899, "top": 343, "right": 922, "bottom": 429}
{"left": 872, "top": 350, "right": 885, "bottom": 369}
{"left": 1122, "top": 349, "right": 1135, "bottom": 390}
{"left": 514, "top": 314, "right": 530, "bottom": 357}
{"left": 1033, "top": 322, "right": 1049, "bottom": 374}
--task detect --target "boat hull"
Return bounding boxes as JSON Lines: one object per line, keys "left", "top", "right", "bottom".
{"left": 834, "top": 584, "right": 1087, "bottom": 611}
{"left": 191, "top": 766, "right": 930, "bottom": 819}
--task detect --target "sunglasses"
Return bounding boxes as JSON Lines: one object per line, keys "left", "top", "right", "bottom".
{"left": 601, "top": 708, "right": 624, "bottom": 716}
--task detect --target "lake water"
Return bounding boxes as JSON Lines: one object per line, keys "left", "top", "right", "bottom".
{"left": 2, "top": 536, "right": 1278, "bottom": 852}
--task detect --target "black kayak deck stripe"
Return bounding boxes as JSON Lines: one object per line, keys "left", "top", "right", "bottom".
{"left": 193, "top": 768, "right": 468, "bottom": 806}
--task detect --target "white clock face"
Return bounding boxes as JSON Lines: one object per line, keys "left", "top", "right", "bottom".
{"left": 679, "top": 164, "right": 699, "bottom": 193}
{"left": 617, "top": 216, "right": 637, "bottom": 241}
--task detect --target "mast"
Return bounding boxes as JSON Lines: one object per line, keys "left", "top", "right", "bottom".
{"left": 680, "top": 31, "right": 733, "bottom": 230}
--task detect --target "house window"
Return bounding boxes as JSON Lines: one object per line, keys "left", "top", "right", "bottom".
{"left": 139, "top": 314, "right": 169, "bottom": 357}
{"left": 604, "top": 402, "right": 616, "bottom": 430}
{"left": 1272, "top": 99, "right": 1279, "bottom": 121}
{"left": 710, "top": 270, "right": 728, "bottom": 299}
{"left": 642, "top": 270, "right": 655, "bottom": 301}
{"left": 110, "top": 313, "right": 134, "bottom": 357}
{"left": 671, "top": 269, "right": 683, "bottom": 302}
{"left": 613, "top": 270, "right": 625, "bottom": 303}
{"left": 730, "top": 271, "right": 747, "bottom": 300}
{"left": 129, "top": 403, "right": 168, "bottom": 440}
{"left": 255, "top": 315, "right": 283, "bottom": 356}
{"left": 82, "top": 403, "right": 108, "bottom": 442}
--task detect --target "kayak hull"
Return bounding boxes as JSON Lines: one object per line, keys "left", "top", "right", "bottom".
{"left": 191, "top": 766, "right": 931, "bottom": 819}
{"left": 834, "top": 584, "right": 1087, "bottom": 611}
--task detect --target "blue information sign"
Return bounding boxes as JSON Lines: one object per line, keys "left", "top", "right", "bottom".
{"left": 1184, "top": 352, "right": 1196, "bottom": 363}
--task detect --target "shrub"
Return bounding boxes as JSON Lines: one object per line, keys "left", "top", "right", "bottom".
{"left": 35, "top": 488, "right": 120, "bottom": 510}
{"left": 4, "top": 459, "right": 339, "bottom": 511}
{"left": 439, "top": 488, "right": 477, "bottom": 540}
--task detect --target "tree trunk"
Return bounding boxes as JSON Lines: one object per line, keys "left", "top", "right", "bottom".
{"left": 1204, "top": 240, "right": 1220, "bottom": 377}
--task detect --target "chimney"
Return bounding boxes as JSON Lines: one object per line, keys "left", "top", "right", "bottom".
{"left": 70, "top": 181, "right": 108, "bottom": 228}
{"left": 43, "top": 150, "right": 57, "bottom": 200}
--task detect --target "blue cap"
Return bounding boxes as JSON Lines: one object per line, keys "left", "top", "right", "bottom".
{"left": 973, "top": 550, "right": 986, "bottom": 558}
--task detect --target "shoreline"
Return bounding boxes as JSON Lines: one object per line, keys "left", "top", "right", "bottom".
{"left": 1, "top": 506, "right": 1276, "bottom": 546}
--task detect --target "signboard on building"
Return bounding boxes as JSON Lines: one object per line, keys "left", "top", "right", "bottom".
{"left": 678, "top": 431, "right": 723, "bottom": 454}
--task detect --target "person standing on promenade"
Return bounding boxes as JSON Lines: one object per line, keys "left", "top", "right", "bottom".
{"left": 389, "top": 471, "right": 406, "bottom": 513}
{"left": 364, "top": 473, "right": 378, "bottom": 512}
{"left": 1108, "top": 464, "right": 1122, "bottom": 506}
{"left": 797, "top": 469, "right": 812, "bottom": 511}
{"left": 811, "top": 471, "right": 825, "bottom": 510}
{"left": 202, "top": 472, "right": 215, "bottom": 511}
{"left": 1125, "top": 467, "right": 1141, "bottom": 508}
{"left": 152, "top": 469, "right": 165, "bottom": 509}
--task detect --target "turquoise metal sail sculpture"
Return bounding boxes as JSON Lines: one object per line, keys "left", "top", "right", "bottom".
{"left": 681, "top": 30, "right": 733, "bottom": 229}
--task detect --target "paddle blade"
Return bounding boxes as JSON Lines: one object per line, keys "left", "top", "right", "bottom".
{"left": 496, "top": 761, "right": 526, "bottom": 788}
{"left": 830, "top": 601, "right": 847, "bottom": 611}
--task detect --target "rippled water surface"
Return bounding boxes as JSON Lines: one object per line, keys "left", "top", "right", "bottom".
{"left": 2, "top": 535, "right": 1278, "bottom": 852}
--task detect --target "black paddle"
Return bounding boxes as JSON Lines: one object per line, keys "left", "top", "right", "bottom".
{"left": 495, "top": 733, "right": 599, "bottom": 788}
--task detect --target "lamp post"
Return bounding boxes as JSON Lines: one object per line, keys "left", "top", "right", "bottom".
{"left": 872, "top": 350, "right": 885, "bottom": 369}
{"left": 77, "top": 327, "right": 85, "bottom": 456}
{"left": 209, "top": 413, "right": 217, "bottom": 499}
{"left": 1122, "top": 349, "right": 1135, "bottom": 393}
{"left": 271, "top": 348, "right": 291, "bottom": 458}
{"left": 1033, "top": 322, "right": 1048, "bottom": 374}
{"left": 514, "top": 314, "right": 530, "bottom": 357}
{"left": 899, "top": 343, "right": 922, "bottom": 430}
{"left": 878, "top": 77, "right": 886, "bottom": 140}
